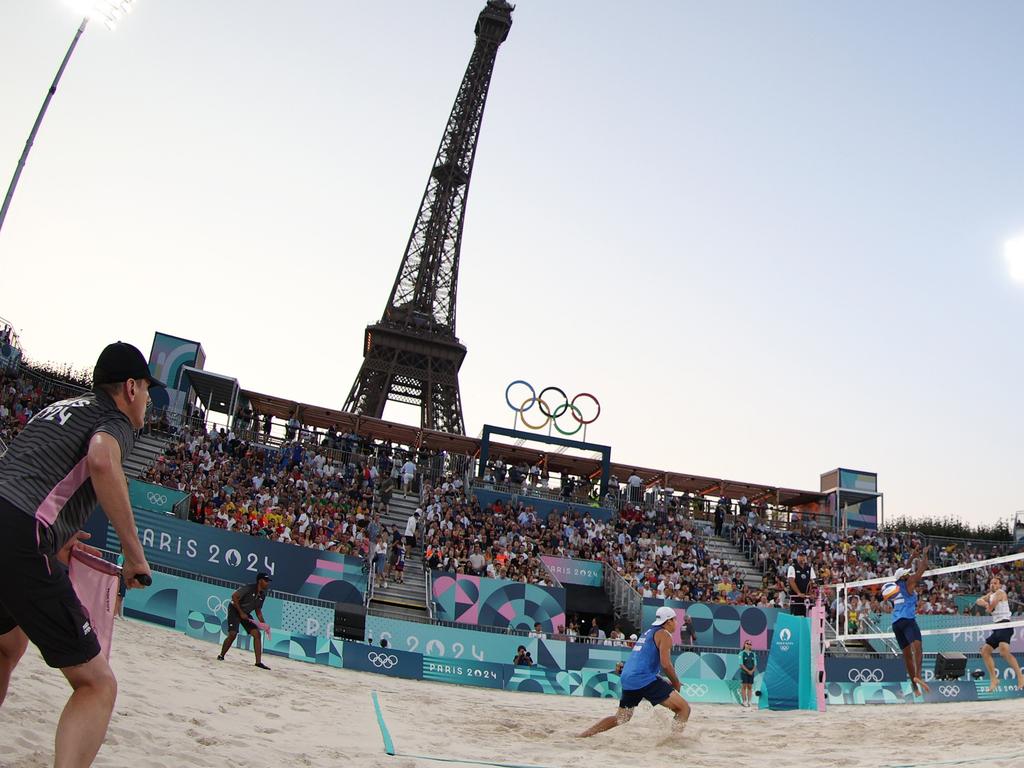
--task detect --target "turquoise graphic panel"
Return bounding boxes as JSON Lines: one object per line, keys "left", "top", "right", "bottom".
{"left": 124, "top": 568, "right": 335, "bottom": 637}
{"left": 431, "top": 572, "right": 566, "bottom": 633}
{"left": 642, "top": 598, "right": 781, "bottom": 650}
{"left": 128, "top": 479, "right": 187, "bottom": 516}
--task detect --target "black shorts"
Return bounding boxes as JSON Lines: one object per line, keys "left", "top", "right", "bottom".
{"left": 0, "top": 499, "right": 102, "bottom": 668}
{"left": 619, "top": 677, "right": 674, "bottom": 709}
{"left": 226, "top": 605, "right": 258, "bottom": 635}
{"left": 985, "top": 622, "right": 1014, "bottom": 649}
{"left": 892, "top": 618, "right": 922, "bottom": 650}
{"left": 740, "top": 671, "right": 755, "bottom": 685}
{"left": 789, "top": 598, "right": 808, "bottom": 617}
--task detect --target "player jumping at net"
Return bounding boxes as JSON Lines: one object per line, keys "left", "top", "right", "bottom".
{"left": 976, "top": 576, "right": 1024, "bottom": 692}
{"left": 890, "top": 548, "right": 930, "bottom": 697}
{"left": 578, "top": 607, "right": 691, "bottom": 738}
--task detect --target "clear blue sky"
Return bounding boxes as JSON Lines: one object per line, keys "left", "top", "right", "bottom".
{"left": 1, "top": 1, "right": 1022, "bottom": 525}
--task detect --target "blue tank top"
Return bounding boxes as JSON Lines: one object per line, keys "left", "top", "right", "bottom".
{"left": 891, "top": 580, "right": 918, "bottom": 622}
{"left": 619, "top": 625, "right": 663, "bottom": 690}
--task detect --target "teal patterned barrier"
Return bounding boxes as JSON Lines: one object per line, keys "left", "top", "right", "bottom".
{"left": 123, "top": 571, "right": 1024, "bottom": 707}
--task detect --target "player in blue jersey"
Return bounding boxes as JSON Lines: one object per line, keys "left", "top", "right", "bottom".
{"left": 578, "top": 606, "right": 691, "bottom": 737}
{"left": 889, "top": 548, "right": 930, "bottom": 696}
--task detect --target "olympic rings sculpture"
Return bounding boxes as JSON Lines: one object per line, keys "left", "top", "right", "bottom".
{"left": 504, "top": 380, "right": 600, "bottom": 436}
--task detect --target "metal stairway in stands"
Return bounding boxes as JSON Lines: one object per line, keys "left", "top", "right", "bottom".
{"left": 367, "top": 492, "right": 430, "bottom": 622}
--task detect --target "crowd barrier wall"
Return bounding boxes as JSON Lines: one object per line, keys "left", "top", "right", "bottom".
{"left": 85, "top": 507, "right": 368, "bottom": 602}
{"left": 122, "top": 569, "right": 1024, "bottom": 707}
{"left": 431, "top": 572, "right": 566, "bottom": 634}
{"left": 123, "top": 569, "right": 335, "bottom": 637}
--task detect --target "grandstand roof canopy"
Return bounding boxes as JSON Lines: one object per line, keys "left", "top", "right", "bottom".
{"left": 184, "top": 367, "right": 239, "bottom": 416}
{"left": 240, "top": 389, "right": 825, "bottom": 507}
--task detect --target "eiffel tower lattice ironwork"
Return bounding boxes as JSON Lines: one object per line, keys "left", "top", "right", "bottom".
{"left": 343, "top": 1, "right": 513, "bottom": 435}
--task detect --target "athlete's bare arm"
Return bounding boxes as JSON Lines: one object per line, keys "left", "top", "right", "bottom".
{"left": 656, "top": 629, "right": 680, "bottom": 691}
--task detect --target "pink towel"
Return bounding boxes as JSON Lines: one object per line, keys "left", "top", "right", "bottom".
{"left": 68, "top": 549, "right": 120, "bottom": 660}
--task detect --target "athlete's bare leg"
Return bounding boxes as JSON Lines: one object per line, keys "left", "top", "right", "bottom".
{"left": 997, "top": 643, "right": 1024, "bottom": 689}
{"left": 0, "top": 626, "right": 29, "bottom": 706}
{"left": 578, "top": 707, "right": 633, "bottom": 737}
{"left": 981, "top": 643, "right": 1000, "bottom": 692}
{"left": 910, "top": 640, "right": 929, "bottom": 694}
{"left": 56, "top": 654, "right": 117, "bottom": 768}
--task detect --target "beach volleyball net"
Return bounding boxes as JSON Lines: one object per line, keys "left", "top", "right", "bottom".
{"left": 824, "top": 550, "right": 1024, "bottom": 648}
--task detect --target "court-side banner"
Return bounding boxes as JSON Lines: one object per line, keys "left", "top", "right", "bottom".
{"left": 84, "top": 506, "right": 368, "bottom": 602}
{"left": 869, "top": 614, "right": 1024, "bottom": 654}
{"left": 123, "top": 568, "right": 335, "bottom": 638}
{"left": 343, "top": 642, "right": 422, "bottom": 680}
{"left": 431, "top": 572, "right": 566, "bottom": 634}
{"left": 642, "top": 599, "right": 784, "bottom": 650}
{"left": 540, "top": 556, "right": 603, "bottom": 587}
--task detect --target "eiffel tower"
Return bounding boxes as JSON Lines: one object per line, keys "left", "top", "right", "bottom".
{"left": 343, "top": 1, "right": 514, "bottom": 434}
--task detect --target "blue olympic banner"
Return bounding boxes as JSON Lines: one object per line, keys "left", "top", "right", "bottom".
{"left": 343, "top": 642, "right": 422, "bottom": 680}
{"left": 124, "top": 568, "right": 335, "bottom": 638}
{"left": 540, "top": 556, "right": 603, "bottom": 587}
{"left": 128, "top": 479, "right": 187, "bottom": 516}
{"left": 825, "top": 657, "right": 909, "bottom": 685}
{"left": 422, "top": 656, "right": 509, "bottom": 689}
{"left": 84, "top": 506, "right": 368, "bottom": 602}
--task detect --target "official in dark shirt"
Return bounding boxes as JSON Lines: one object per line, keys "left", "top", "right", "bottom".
{"left": 218, "top": 572, "right": 272, "bottom": 670}
{"left": 787, "top": 551, "right": 817, "bottom": 617}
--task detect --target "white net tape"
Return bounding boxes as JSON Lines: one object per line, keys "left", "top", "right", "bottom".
{"left": 824, "top": 550, "right": 1024, "bottom": 644}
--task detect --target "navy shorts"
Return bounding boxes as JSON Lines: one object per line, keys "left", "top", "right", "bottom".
{"left": 985, "top": 623, "right": 1014, "bottom": 649}
{"left": 740, "top": 671, "right": 755, "bottom": 685}
{"left": 0, "top": 500, "right": 101, "bottom": 668}
{"left": 892, "top": 618, "right": 922, "bottom": 650}
{"left": 619, "top": 677, "right": 674, "bottom": 709}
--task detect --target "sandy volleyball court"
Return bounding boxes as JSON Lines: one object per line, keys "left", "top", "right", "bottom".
{"left": 2, "top": 619, "right": 1022, "bottom": 768}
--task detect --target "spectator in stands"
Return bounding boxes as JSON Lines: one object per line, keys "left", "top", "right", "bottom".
{"left": 529, "top": 622, "right": 545, "bottom": 639}
{"left": 627, "top": 470, "right": 642, "bottom": 504}
{"left": 401, "top": 455, "right": 417, "bottom": 497}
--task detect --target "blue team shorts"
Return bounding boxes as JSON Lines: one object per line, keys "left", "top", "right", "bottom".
{"left": 619, "top": 677, "right": 674, "bottom": 709}
{"left": 892, "top": 618, "right": 922, "bottom": 650}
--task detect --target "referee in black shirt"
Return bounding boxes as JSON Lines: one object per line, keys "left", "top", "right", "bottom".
{"left": 0, "top": 342, "right": 159, "bottom": 767}
{"left": 787, "top": 551, "right": 817, "bottom": 617}
{"left": 218, "top": 572, "right": 272, "bottom": 670}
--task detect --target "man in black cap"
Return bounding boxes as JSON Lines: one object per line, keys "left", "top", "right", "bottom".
{"left": 218, "top": 572, "right": 272, "bottom": 670}
{"left": 0, "top": 341, "right": 160, "bottom": 766}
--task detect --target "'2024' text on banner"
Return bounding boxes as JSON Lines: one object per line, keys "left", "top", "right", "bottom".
{"left": 84, "top": 506, "right": 367, "bottom": 602}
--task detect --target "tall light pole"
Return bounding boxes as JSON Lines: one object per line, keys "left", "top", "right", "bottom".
{"left": 0, "top": 1, "right": 137, "bottom": 237}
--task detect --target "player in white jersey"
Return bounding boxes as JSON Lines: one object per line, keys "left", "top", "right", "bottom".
{"left": 976, "top": 576, "right": 1024, "bottom": 691}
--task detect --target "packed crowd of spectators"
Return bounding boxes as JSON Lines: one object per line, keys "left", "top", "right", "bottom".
{"left": 729, "top": 519, "right": 1022, "bottom": 620}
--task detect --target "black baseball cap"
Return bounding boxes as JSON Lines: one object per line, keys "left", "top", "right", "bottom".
{"left": 94, "top": 342, "right": 165, "bottom": 388}
{"left": 256, "top": 572, "right": 272, "bottom": 582}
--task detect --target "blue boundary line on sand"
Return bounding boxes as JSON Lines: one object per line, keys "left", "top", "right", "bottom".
{"left": 370, "top": 691, "right": 556, "bottom": 768}
{"left": 883, "top": 752, "right": 1024, "bottom": 768}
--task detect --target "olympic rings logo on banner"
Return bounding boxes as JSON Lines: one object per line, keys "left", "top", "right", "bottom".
{"left": 368, "top": 653, "right": 399, "bottom": 669}
{"left": 938, "top": 685, "right": 960, "bottom": 697}
{"left": 504, "top": 380, "right": 600, "bottom": 436}
{"left": 681, "top": 683, "right": 708, "bottom": 698}
{"left": 847, "top": 669, "right": 884, "bottom": 683}
{"left": 147, "top": 491, "right": 168, "bottom": 506}
{"left": 207, "top": 596, "right": 231, "bottom": 617}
